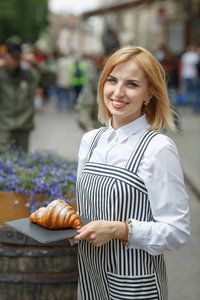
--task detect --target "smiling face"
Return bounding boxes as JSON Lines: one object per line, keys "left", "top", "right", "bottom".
{"left": 103, "top": 60, "right": 152, "bottom": 130}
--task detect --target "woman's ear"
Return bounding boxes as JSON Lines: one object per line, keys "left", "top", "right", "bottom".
{"left": 144, "top": 92, "right": 153, "bottom": 106}
{"left": 146, "top": 91, "right": 153, "bottom": 101}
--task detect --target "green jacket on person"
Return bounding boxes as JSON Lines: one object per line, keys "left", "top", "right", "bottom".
{"left": 69, "top": 61, "right": 88, "bottom": 87}
{"left": 0, "top": 63, "right": 56, "bottom": 132}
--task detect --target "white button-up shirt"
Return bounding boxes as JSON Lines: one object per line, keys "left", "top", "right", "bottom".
{"left": 77, "top": 114, "right": 190, "bottom": 255}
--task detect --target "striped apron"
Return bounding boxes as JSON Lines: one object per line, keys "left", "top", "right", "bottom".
{"left": 77, "top": 128, "right": 168, "bottom": 300}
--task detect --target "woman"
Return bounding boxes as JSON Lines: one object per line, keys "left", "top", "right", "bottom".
{"left": 71, "top": 45, "right": 190, "bottom": 300}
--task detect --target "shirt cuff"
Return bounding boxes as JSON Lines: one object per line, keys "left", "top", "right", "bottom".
{"left": 127, "top": 219, "right": 148, "bottom": 252}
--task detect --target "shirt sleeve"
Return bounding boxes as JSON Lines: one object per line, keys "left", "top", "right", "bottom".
{"left": 128, "top": 136, "right": 190, "bottom": 255}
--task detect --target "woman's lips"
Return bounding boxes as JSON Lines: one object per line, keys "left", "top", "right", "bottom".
{"left": 111, "top": 99, "right": 129, "bottom": 108}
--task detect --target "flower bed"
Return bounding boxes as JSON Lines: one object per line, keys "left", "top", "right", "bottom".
{"left": 0, "top": 143, "right": 78, "bottom": 214}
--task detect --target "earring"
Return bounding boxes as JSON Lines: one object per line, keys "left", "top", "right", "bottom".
{"left": 144, "top": 100, "right": 150, "bottom": 106}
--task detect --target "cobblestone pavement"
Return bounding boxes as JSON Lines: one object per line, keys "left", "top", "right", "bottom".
{"left": 30, "top": 101, "right": 200, "bottom": 300}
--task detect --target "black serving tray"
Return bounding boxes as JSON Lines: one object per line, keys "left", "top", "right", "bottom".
{"left": 4, "top": 216, "right": 89, "bottom": 244}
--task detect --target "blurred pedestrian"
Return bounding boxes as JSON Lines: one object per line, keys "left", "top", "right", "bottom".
{"left": 154, "top": 44, "right": 167, "bottom": 63}
{"left": 103, "top": 28, "right": 120, "bottom": 55}
{"left": 0, "top": 37, "right": 56, "bottom": 152}
{"left": 179, "top": 45, "right": 200, "bottom": 108}
{"left": 69, "top": 58, "right": 88, "bottom": 107}
{"left": 161, "top": 49, "right": 181, "bottom": 131}
{"left": 75, "top": 55, "right": 108, "bottom": 131}
{"left": 34, "top": 87, "right": 44, "bottom": 114}
{"left": 56, "top": 53, "right": 74, "bottom": 110}
{"left": 42, "top": 52, "right": 58, "bottom": 105}
{"left": 70, "top": 45, "right": 190, "bottom": 299}
{"left": 194, "top": 47, "right": 200, "bottom": 113}
{"left": 81, "top": 53, "right": 96, "bottom": 81}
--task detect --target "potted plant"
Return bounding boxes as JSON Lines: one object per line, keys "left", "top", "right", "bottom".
{"left": 0, "top": 142, "right": 78, "bottom": 225}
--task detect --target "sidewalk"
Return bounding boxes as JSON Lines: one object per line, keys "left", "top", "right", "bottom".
{"left": 166, "top": 110, "right": 200, "bottom": 198}
{"left": 29, "top": 101, "right": 84, "bottom": 161}
{"left": 30, "top": 102, "right": 200, "bottom": 197}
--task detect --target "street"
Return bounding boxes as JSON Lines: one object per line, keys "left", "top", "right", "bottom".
{"left": 29, "top": 100, "right": 200, "bottom": 300}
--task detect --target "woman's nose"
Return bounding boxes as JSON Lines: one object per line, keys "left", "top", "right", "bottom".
{"left": 113, "top": 84, "right": 125, "bottom": 98}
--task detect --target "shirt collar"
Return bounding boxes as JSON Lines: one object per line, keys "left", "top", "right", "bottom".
{"left": 107, "top": 114, "right": 149, "bottom": 142}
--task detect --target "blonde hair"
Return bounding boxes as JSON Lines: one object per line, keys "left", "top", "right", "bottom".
{"left": 98, "top": 45, "right": 176, "bottom": 131}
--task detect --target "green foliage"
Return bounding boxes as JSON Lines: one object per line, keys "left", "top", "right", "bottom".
{"left": 0, "top": 0, "right": 49, "bottom": 44}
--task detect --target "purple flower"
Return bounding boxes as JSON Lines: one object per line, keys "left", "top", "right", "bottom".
{"left": 0, "top": 144, "right": 78, "bottom": 213}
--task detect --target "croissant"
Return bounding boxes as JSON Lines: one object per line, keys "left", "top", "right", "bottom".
{"left": 29, "top": 199, "right": 82, "bottom": 229}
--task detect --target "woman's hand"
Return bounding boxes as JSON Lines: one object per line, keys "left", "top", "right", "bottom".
{"left": 70, "top": 220, "right": 127, "bottom": 247}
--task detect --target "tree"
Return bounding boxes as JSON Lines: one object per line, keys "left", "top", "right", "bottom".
{"left": 0, "top": 0, "right": 49, "bottom": 44}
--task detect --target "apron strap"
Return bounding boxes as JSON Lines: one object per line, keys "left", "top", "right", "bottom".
{"left": 87, "top": 127, "right": 108, "bottom": 162}
{"left": 125, "top": 130, "right": 158, "bottom": 173}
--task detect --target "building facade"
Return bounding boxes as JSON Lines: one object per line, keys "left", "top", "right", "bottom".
{"left": 46, "top": 0, "right": 200, "bottom": 57}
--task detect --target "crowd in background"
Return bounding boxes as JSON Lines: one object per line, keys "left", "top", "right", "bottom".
{"left": 0, "top": 35, "right": 200, "bottom": 152}
{"left": 31, "top": 49, "right": 103, "bottom": 114}
{"left": 41, "top": 42, "right": 200, "bottom": 134}
{"left": 34, "top": 43, "right": 200, "bottom": 117}
{"left": 155, "top": 44, "right": 200, "bottom": 113}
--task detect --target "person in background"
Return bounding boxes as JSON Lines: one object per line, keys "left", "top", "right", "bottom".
{"left": 34, "top": 46, "right": 46, "bottom": 64}
{"left": 194, "top": 47, "right": 200, "bottom": 113}
{"left": 179, "top": 45, "right": 200, "bottom": 108}
{"left": 42, "top": 51, "right": 59, "bottom": 106}
{"left": 154, "top": 44, "right": 167, "bottom": 63}
{"left": 81, "top": 53, "right": 96, "bottom": 81}
{"left": 161, "top": 49, "right": 181, "bottom": 131}
{"left": 103, "top": 28, "right": 120, "bottom": 56}
{"left": 70, "top": 45, "right": 190, "bottom": 300}
{"left": 0, "top": 37, "right": 56, "bottom": 152}
{"left": 69, "top": 58, "right": 88, "bottom": 107}
{"left": 55, "top": 53, "right": 74, "bottom": 111}
{"left": 75, "top": 55, "right": 108, "bottom": 131}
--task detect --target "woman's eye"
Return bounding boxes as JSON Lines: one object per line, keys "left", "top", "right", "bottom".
{"left": 128, "top": 82, "right": 138, "bottom": 87}
{"left": 107, "top": 77, "right": 116, "bottom": 83}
